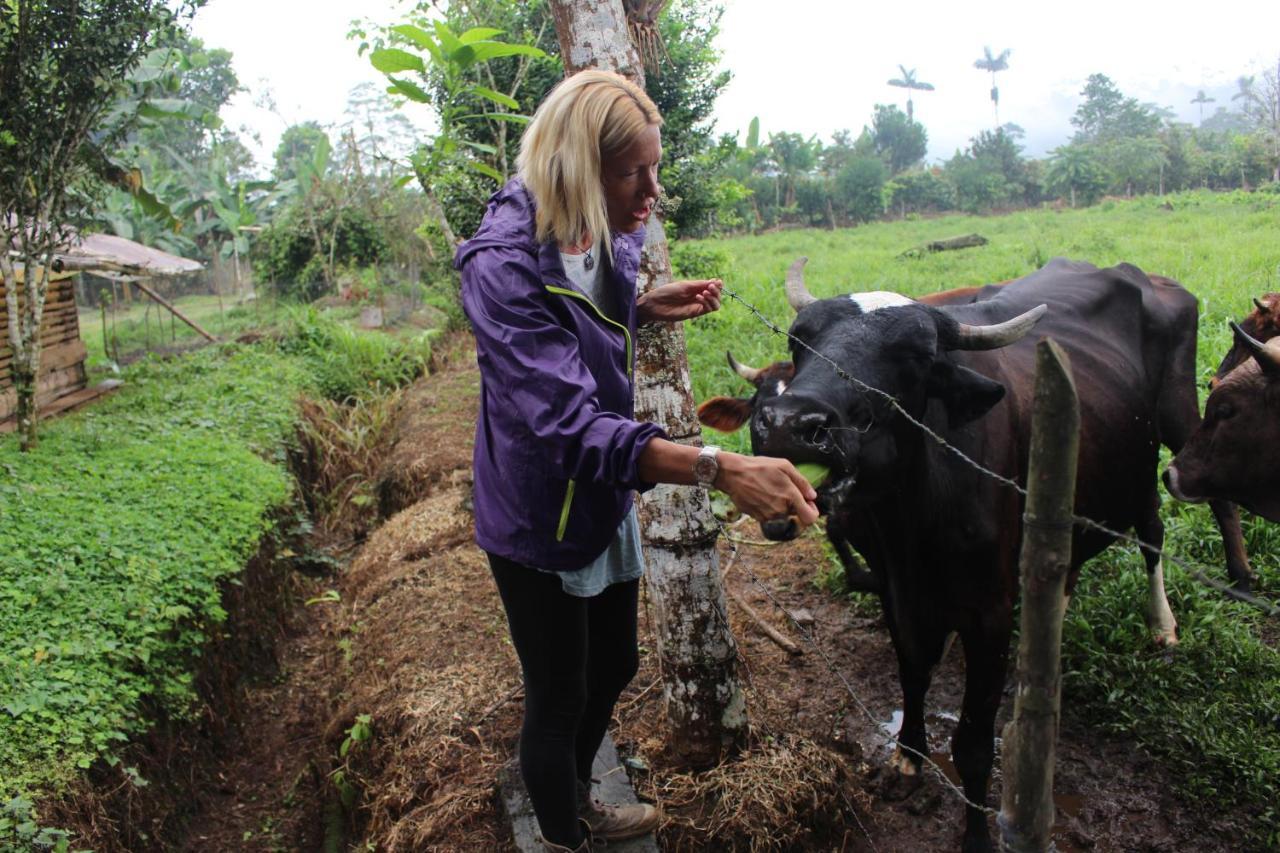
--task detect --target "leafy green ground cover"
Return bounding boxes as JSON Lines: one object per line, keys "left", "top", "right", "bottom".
{"left": 0, "top": 310, "right": 431, "bottom": 849}
{"left": 681, "top": 189, "right": 1280, "bottom": 843}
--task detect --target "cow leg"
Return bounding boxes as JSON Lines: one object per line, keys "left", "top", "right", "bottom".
{"left": 1209, "top": 499, "right": 1255, "bottom": 592}
{"left": 830, "top": 533, "right": 881, "bottom": 593}
{"left": 952, "top": 622, "right": 1010, "bottom": 853}
{"left": 884, "top": 624, "right": 949, "bottom": 794}
{"left": 1136, "top": 490, "right": 1178, "bottom": 646}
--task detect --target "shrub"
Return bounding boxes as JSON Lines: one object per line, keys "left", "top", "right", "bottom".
{"left": 670, "top": 242, "right": 733, "bottom": 281}
{"left": 254, "top": 206, "right": 390, "bottom": 302}
{"left": 279, "top": 306, "right": 431, "bottom": 403}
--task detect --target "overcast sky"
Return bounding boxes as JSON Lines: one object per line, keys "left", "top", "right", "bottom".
{"left": 192, "top": 0, "right": 1280, "bottom": 173}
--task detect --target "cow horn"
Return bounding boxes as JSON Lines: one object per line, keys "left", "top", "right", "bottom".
{"left": 785, "top": 256, "right": 817, "bottom": 312}
{"left": 949, "top": 304, "right": 1049, "bottom": 351}
{"left": 726, "top": 350, "right": 762, "bottom": 384}
{"left": 1231, "top": 320, "right": 1280, "bottom": 376}
{"left": 1254, "top": 297, "right": 1272, "bottom": 316}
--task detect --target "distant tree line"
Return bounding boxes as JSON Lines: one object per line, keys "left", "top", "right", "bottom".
{"left": 69, "top": 0, "right": 1280, "bottom": 302}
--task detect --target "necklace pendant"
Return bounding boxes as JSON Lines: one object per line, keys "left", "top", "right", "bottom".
{"left": 583, "top": 253, "right": 595, "bottom": 271}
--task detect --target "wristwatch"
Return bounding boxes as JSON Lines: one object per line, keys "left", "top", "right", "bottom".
{"left": 693, "top": 445, "right": 721, "bottom": 488}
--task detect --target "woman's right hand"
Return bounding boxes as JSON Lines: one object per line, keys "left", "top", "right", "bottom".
{"left": 714, "top": 451, "right": 819, "bottom": 535}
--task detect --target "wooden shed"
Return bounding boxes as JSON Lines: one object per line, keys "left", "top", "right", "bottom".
{"left": 1, "top": 233, "right": 203, "bottom": 428}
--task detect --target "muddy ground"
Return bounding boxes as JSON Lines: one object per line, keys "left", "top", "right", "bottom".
{"left": 164, "top": 347, "right": 1261, "bottom": 852}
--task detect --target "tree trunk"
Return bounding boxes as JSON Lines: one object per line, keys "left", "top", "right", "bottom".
{"left": 549, "top": 0, "right": 748, "bottom": 765}
{"left": 1, "top": 250, "right": 51, "bottom": 451}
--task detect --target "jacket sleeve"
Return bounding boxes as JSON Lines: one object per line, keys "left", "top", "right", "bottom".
{"left": 461, "top": 246, "right": 666, "bottom": 491}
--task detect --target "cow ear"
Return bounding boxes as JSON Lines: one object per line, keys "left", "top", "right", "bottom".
{"left": 926, "top": 361, "right": 1006, "bottom": 427}
{"left": 697, "top": 396, "right": 753, "bottom": 432}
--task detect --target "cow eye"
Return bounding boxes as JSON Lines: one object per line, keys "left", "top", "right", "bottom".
{"left": 1213, "top": 402, "right": 1236, "bottom": 421}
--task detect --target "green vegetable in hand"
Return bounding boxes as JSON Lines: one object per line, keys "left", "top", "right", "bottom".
{"left": 794, "top": 462, "right": 831, "bottom": 487}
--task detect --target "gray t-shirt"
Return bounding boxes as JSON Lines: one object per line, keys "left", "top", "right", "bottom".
{"left": 536, "top": 241, "right": 645, "bottom": 596}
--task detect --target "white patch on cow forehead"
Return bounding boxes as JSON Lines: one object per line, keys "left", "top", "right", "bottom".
{"left": 775, "top": 379, "right": 789, "bottom": 396}
{"left": 848, "top": 291, "right": 914, "bottom": 312}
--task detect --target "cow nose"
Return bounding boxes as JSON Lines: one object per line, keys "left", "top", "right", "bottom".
{"left": 756, "top": 399, "right": 841, "bottom": 454}
{"left": 792, "top": 410, "right": 835, "bottom": 445}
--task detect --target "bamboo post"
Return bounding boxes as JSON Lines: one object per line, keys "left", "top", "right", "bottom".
{"left": 131, "top": 279, "right": 217, "bottom": 342}
{"left": 998, "top": 339, "right": 1079, "bottom": 853}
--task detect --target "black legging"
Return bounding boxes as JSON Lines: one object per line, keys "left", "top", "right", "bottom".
{"left": 488, "top": 552, "right": 641, "bottom": 848}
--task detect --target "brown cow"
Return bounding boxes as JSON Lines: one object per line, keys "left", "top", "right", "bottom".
{"left": 1213, "top": 292, "right": 1280, "bottom": 385}
{"left": 1166, "top": 323, "right": 1280, "bottom": 521}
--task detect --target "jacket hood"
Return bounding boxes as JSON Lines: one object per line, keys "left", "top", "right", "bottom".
{"left": 454, "top": 178, "right": 647, "bottom": 275}
{"left": 454, "top": 179, "right": 539, "bottom": 270}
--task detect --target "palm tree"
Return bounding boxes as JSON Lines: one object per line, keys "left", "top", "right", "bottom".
{"left": 974, "top": 46, "right": 1012, "bottom": 128}
{"left": 1232, "top": 75, "right": 1258, "bottom": 112}
{"left": 887, "top": 65, "right": 935, "bottom": 122}
{"left": 1191, "top": 89, "right": 1216, "bottom": 126}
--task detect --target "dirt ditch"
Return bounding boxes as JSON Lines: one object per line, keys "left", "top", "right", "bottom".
{"left": 59, "top": 340, "right": 1267, "bottom": 852}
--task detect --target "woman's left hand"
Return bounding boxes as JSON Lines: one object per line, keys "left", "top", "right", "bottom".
{"left": 637, "top": 279, "right": 723, "bottom": 325}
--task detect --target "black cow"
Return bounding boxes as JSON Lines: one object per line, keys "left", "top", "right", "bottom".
{"left": 698, "top": 257, "right": 1254, "bottom": 852}
{"left": 1166, "top": 323, "right": 1280, "bottom": 521}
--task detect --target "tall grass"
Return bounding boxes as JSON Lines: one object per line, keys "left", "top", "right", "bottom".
{"left": 279, "top": 305, "right": 433, "bottom": 404}
{"left": 679, "top": 189, "right": 1280, "bottom": 843}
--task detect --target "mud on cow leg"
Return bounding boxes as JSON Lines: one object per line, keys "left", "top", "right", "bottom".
{"left": 952, "top": 624, "right": 1009, "bottom": 853}
{"left": 881, "top": 663, "right": 929, "bottom": 801}
{"left": 882, "top": 621, "right": 949, "bottom": 801}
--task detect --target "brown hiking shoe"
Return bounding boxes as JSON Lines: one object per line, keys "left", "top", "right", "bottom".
{"left": 539, "top": 818, "right": 596, "bottom": 852}
{"left": 577, "top": 779, "right": 659, "bottom": 841}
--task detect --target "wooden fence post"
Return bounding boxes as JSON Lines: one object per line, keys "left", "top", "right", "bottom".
{"left": 999, "top": 339, "right": 1079, "bottom": 852}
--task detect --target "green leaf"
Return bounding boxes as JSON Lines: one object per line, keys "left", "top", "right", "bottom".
{"left": 469, "top": 162, "right": 505, "bottom": 182}
{"left": 469, "top": 42, "right": 546, "bottom": 63}
{"left": 387, "top": 77, "right": 431, "bottom": 104}
{"left": 433, "top": 21, "right": 463, "bottom": 56}
{"left": 460, "top": 139, "right": 497, "bottom": 155}
{"left": 305, "top": 589, "right": 341, "bottom": 607}
{"left": 312, "top": 135, "right": 331, "bottom": 175}
{"left": 459, "top": 112, "right": 531, "bottom": 125}
{"left": 458, "top": 26, "right": 504, "bottom": 44}
{"left": 369, "top": 47, "right": 425, "bottom": 75}
{"left": 390, "top": 25, "right": 443, "bottom": 65}
{"left": 394, "top": 174, "right": 415, "bottom": 189}
{"left": 469, "top": 86, "right": 519, "bottom": 110}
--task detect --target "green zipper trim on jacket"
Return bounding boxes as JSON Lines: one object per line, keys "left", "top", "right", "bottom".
{"left": 544, "top": 285, "right": 633, "bottom": 378}
{"left": 556, "top": 479, "right": 576, "bottom": 542}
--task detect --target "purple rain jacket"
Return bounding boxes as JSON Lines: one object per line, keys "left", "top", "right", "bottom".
{"left": 455, "top": 180, "right": 667, "bottom": 572}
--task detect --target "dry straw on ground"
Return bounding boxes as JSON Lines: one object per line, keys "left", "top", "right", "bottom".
{"left": 328, "top": 357, "right": 878, "bottom": 851}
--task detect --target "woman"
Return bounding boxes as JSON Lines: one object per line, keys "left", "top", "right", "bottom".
{"left": 456, "top": 69, "right": 818, "bottom": 852}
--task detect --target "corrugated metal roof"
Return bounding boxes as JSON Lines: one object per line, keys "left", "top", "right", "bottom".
{"left": 63, "top": 233, "right": 203, "bottom": 275}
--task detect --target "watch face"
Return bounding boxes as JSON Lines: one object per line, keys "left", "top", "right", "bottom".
{"left": 694, "top": 451, "right": 718, "bottom": 485}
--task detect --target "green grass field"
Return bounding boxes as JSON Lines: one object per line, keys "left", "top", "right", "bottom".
{"left": 677, "top": 188, "right": 1280, "bottom": 843}
{"left": 677, "top": 189, "right": 1280, "bottom": 435}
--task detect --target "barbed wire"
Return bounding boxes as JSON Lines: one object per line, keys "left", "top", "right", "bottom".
{"left": 714, "top": 514, "right": 995, "bottom": 816}
{"left": 699, "top": 282, "right": 1278, "bottom": 828}
{"left": 720, "top": 286, "right": 1280, "bottom": 617}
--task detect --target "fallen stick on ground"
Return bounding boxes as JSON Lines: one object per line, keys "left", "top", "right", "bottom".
{"left": 728, "top": 589, "right": 803, "bottom": 656}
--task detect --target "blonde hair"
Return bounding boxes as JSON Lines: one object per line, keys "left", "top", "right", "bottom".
{"left": 517, "top": 69, "right": 662, "bottom": 260}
